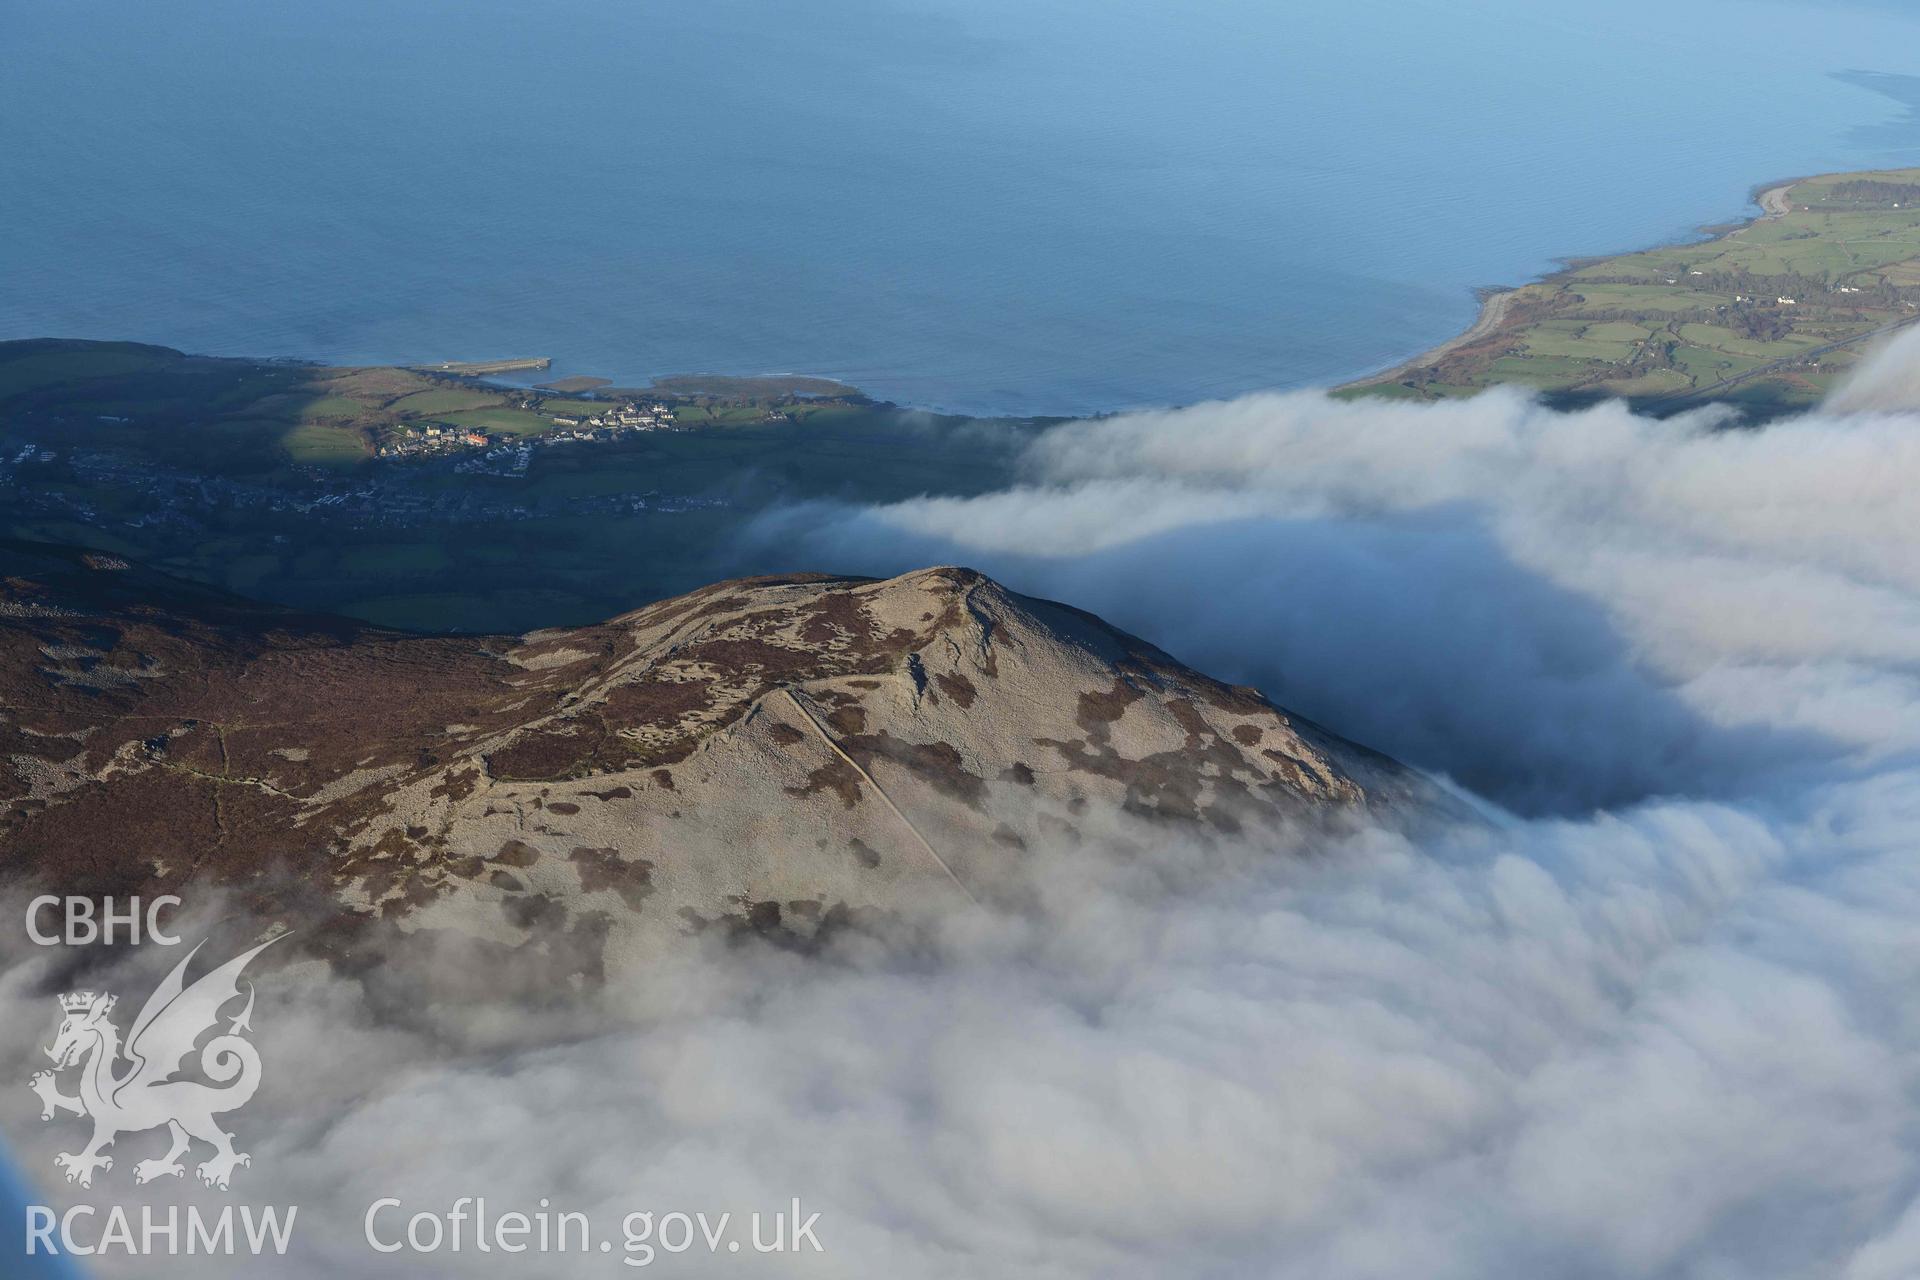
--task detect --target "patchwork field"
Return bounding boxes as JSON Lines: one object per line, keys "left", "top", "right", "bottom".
{"left": 1343, "top": 167, "right": 1920, "bottom": 413}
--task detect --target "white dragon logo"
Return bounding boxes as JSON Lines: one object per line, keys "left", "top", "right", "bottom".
{"left": 27, "top": 936, "right": 283, "bottom": 1191}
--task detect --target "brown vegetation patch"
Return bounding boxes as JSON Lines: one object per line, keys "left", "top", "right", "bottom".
{"left": 680, "top": 637, "right": 817, "bottom": 677}
{"left": 380, "top": 876, "right": 445, "bottom": 919}
{"left": 845, "top": 733, "right": 987, "bottom": 809}
{"left": 599, "top": 677, "right": 714, "bottom": 727}
{"left": 934, "top": 671, "right": 977, "bottom": 708}
{"left": 1166, "top": 699, "right": 1213, "bottom": 740}
{"left": 1200, "top": 681, "right": 1273, "bottom": 717}
{"left": 485, "top": 719, "right": 608, "bottom": 781}
{"left": 1261, "top": 748, "right": 1349, "bottom": 798}
{"left": 686, "top": 594, "right": 756, "bottom": 624}
{"left": 3, "top": 772, "right": 221, "bottom": 893}
{"left": 430, "top": 768, "right": 480, "bottom": 802}
{"left": 788, "top": 758, "right": 864, "bottom": 809}
{"left": 502, "top": 892, "right": 566, "bottom": 931}
{"left": 493, "top": 839, "right": 541, "bottom": 867}
{"left": 567, "top": 845, "right": 655, "bottom": 910}
{"left": 682, "top": 894, "right": 889, "bottom": 954}
{"left": 1038, "top": 735, "right": 1205, "bottom": 821}
{"left": 1076, "top": 678, "right": 1145, "bottom": 736}
{"left": 799, "top": 591, "right": 877, "bottom": 649}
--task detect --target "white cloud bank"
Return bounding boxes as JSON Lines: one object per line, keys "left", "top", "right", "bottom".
{"left": 749, "top": 386, "right": 1920, "bottom": 811}
{"left": 8, "top": 368, "right": 1920, "bottom": 1278}
{"left": 1825, "top": 322, "right": 1920, "bottom": 414}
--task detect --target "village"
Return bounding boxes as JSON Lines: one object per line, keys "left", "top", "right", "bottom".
{"left": 375, "top": 398, "right": 677, "bottom": 461}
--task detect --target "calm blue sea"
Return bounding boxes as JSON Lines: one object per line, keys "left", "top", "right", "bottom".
{"left": 4, "top": 0, "right": 1920, "bottom": 416}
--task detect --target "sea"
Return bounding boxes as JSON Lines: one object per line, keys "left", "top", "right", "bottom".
{"left": 6, "top": 0, "right": 1920, "bottom": 417}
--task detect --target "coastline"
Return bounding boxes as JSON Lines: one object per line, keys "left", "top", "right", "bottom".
{"left": 1338, "top": 288, "right": 1518, "bottom": 391}
{"left": 1334, "top": 175, "right": 1810, "bottom": 394}
{"left": 1754, "top": 178, "right": 1803, "bottom": 218}
{"left": 8, "top": 169, "right": 1899, "bottom": 420}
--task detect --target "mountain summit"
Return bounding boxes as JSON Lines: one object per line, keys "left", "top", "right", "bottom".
{"left": 1, "top": 542, "right": 1423, "bottom": 970}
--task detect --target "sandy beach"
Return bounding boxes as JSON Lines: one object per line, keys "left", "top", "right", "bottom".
{"left": 1341, "top": 177, "right": 1809, "bottom": 394}
{"left": 1337, "top": 288, "right": 1518, "bottom": 390}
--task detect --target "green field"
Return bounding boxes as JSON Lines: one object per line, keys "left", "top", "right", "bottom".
{"left": 283, "top": 421, "right": 373, "bottom": 465}
{"left": 296, "top": 395, "right": 371, "bottom": 421}
{"left": 535, "top": 397, "right": 613, "bottom": 417}
{"left": 1346, "top": 166, "right": 1920, "bottom": 413}
{"left": 388, "top": 388, "right": 508, "bottom": 416}
{"left": 436, "top": 407, "right": 555, "bottom": 437}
